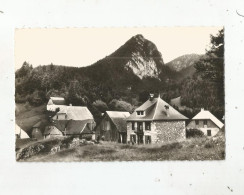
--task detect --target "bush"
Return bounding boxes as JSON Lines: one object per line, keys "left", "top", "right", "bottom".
{"left": 186, "top": 129, "right": 204, "bottom": 138}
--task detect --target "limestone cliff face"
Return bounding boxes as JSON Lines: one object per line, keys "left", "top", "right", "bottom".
{"left": 109, "top": 34, "right": 164, "bottom": 79}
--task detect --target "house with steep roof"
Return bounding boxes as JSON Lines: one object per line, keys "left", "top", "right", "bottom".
{"left": 95, "top": 111, "right": 130, "bottom": 143}
{"left": 126, "top": 94, "right": 188, "bottom": 144}
{"left": 47, "top": 97, "right": 66, "bottom": 111}
{"left": 15, "top": 124, "right": 30, "bottom": 139}
{"left": 186, "top": 108, "right": 224, "bottom": 137}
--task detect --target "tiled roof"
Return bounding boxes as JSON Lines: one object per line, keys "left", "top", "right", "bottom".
{"left": 192, "top": 109, "right": 224, "bottom": 128}
{"left": 127, "top": 97, "right": 188, "bottom": 121}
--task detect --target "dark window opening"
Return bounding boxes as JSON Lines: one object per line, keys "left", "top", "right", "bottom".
{"left": 130, "top": 135, "right": 136, "bottom": 144}
{"left": 204, "top": 120, "right": 207, "bottom": 125}
{"left": 145, "top": 135, "right": 151, "bottom": 144}
{"left": 138, "top": 122, "right": 143, "bottom": 131}
{"left": 132, "top": 122, "right": 135, "bottom": 130}
{"left": 207, "top": 130, "right": 211, "bottom": 136}
{"left": 145, "top": 122, "right": 151, "bottom": 130}
{"left": 137, "top": 111, "right": 144, "bottom": 116}
{"left": 195, "top": 120, "right": 199, "bottom": 125}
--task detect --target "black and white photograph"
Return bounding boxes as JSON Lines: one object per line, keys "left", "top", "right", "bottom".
{"left": 15, "top": 27, "right": 225, "bottom": 162}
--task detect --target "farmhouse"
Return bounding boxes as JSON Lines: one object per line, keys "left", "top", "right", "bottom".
{"left": 15, "top": 124, "right": 29, "bottom": 139}
{"left": 126, "top": 95, "right": 188, "bottom": 144}
{"left": 47, "top": 97, "right": 66, "bottom": 111}
{"left": 186, "top": 108, "right": 224, "bottom": 137}
{"left": 95, "top": 111, "right": 130, "bottom": 143}
{"left": 51, "top": 105, "right": 96, "bottom": 139}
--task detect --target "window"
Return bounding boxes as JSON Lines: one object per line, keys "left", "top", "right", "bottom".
{"left": 65, "top": 114, "right": 67, "bottom": 119}
{"left": 204, "top": 120, "right": 207, "bottom": 125}
{"left": 57, "top": 115, "right": 58, "bottom": 119}
{"left": 145, "top": 135, "right": 151, "bottom": 144}
{"left": 145, "top": 122, "right": 151, "bottom": 130}
{"left": 195, "top": 120, "right": 199, "bottom": 125}
{"left": 130, "top": 135, "right": 136, "bottom": 143}
{"left": 207, "top": 130, "right": 211, "bottom": 136}
{"left": 137, "top": 122, "right": 143, "bottom": 131}
{"left": 132, "top": 122, "right": 135, "bottom": 130}
{"left": 136, "top": 111, "right": 144, "bottom": 116}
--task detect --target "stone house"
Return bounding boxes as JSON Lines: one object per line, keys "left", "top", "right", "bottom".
{"left": 126, "top": 95, "right": 188, "bottom": 144}
{"left": 186, "top": 108, "right": 224, "bottom": 137}
{"left": 95, "top": 111, "right": 130, "bottom": 143}
{"left": 46, "top": 97, "right": 66, "bottom": 111}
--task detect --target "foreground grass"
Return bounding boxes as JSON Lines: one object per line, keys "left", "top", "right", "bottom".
{"left": 20, "top": 136, "right": 225, "bottom": 162}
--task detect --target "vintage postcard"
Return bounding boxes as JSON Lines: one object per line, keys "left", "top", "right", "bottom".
{"left": 15, "top": 27, "right": 225, "bottom": 162}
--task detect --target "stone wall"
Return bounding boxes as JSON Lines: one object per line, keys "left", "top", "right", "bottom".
{"left": 153, "top": 121, "right": 185, "bottom": 143}
{"left": 127, "top": 120, "right": 186, "bottom": 144}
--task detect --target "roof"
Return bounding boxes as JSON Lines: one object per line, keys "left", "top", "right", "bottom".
{"left": 32, "top": 121, "right": 42, "bottom": 128}
{"left": 127, "top": 97, "right": 188, "bottom": 121}
{"left": 192, "top": 109, "right": 224, "bottom": 128}
{"left": 48, "top": 97, "right": 65, "bottom": 105}
{"left": 106, "top": 111, "right": 130, "bottom": 119}
{"left": 106, "top": 111, "right": 130, "bottom": 132}
{"left": 65, "top": 120, "right": 94, "bottom": 134}
{"left": 15, "top": 124, "right": 30, "bottom": 138}
{"left": 53, "top": 106, "right": 94, "bottom": 121}
{"left": 44, "top": 125, "right": 63, "bottom": 135}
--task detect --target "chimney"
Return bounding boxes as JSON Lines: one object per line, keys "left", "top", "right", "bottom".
{"left": 69, "top": 103, "right": 72, "bottom": 106}
{"left": 149, "top": 93, "right": 154, "bottom": 101}
{"left": 201, "top": 108, "right": 204, "bottom": 111}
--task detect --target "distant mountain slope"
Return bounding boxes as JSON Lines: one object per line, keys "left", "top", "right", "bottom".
{"left": 166, "top": 54, "right": 202, "bottom": 72}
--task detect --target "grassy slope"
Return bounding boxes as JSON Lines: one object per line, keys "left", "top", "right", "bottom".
{"left": 15, "top": 103, "right": 47, "bottom": 136}
{"left": 20, "top": 136, "right": 225, "bottom": 162}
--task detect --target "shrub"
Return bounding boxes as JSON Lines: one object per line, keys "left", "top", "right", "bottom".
{"left": 186, "top": 129, "right": 204, "bottom": 138}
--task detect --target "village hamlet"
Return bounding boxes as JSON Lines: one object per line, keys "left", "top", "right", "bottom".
{"left": 15, "top": 28, "right": 225, "bottom": 161}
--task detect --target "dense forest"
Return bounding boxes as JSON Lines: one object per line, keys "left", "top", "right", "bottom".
{"left": 15, "top": 29, "right": 224, "bottom": 123}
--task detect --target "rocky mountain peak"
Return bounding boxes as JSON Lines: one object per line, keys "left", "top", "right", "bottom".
{"left": 110, "top": 34, "right": 165, "bottom": 79}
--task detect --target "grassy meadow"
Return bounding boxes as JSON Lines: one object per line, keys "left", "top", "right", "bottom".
{"left": 18, "top": 135, "right": 225, "bottom": 162}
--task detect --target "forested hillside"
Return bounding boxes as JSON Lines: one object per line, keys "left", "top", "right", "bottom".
{"left": 15, "top": 30, "right": 224, "bottom": 124}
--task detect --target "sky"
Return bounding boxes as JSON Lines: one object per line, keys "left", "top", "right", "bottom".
{"left": 15, "top": 27, "right": 222, "bottom": 70}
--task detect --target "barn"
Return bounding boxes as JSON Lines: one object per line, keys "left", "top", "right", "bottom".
{"left": 126, "top": 94, "right": 188, "bottom": 144}
{"left": 95, "top": 111, "right": 130, "bottom": 143}
{"left": 186, "top": 108, "right": 224, "bottom": 137}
